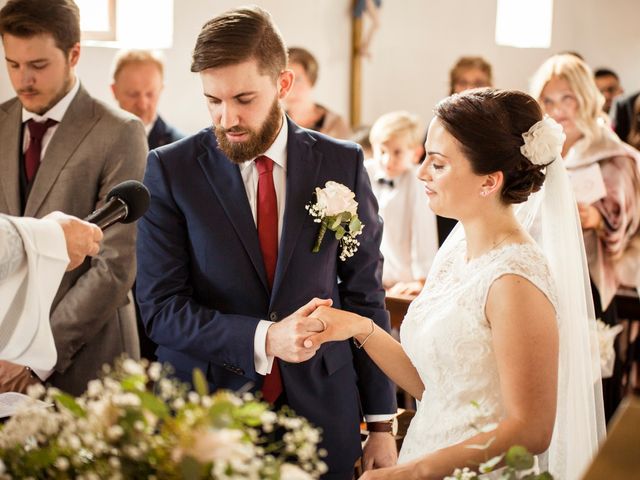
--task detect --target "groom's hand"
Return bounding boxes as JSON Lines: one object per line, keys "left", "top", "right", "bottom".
{"left": 362, "top": 432, "right": 398, "bottom": 471}
{"left": 265, "top": 297, "right": 332, "bottom": 363}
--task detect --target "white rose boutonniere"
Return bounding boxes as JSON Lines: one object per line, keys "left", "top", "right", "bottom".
{"left": 305, "top": 181, "right": 364, "bottom": 261}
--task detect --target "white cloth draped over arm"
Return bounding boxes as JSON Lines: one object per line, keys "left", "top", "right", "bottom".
{"left": 0, "top": 215, "right": 69, "bottom": 373}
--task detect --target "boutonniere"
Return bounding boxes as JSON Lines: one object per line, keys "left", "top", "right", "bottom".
{"left": 305, "top": 181, "right": 364, "bottom": 261}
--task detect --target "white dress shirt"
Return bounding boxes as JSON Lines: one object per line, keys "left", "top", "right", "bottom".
{"left": 21, "top": 77, "right": 80, "bottom": 158}
{"left": 240, "top": 116, "right": 288, "bottom": 377}
{"left": 365, "top": 160, "right": 438, "bottom": 287}
{"left": 144, "top": 117, "right": 157, "bottom": 137}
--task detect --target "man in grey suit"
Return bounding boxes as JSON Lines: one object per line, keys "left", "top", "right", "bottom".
{"left": 0, "top": 0, "right": 147, "bottom": 395}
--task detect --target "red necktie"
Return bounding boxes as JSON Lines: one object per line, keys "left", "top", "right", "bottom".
{"left": 24, "top": 118, "right": 57, "bottom": 183}
{"left": 255, "top": 155, "right": 283, "bottom": 403}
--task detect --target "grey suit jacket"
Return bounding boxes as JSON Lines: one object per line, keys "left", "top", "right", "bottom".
{"left": 0, "top": 85, "right": 148, "bottom": 395}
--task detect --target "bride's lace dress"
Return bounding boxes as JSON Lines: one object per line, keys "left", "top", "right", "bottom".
{"left": 398, "top": 241, "right": 558, "bottom": 465}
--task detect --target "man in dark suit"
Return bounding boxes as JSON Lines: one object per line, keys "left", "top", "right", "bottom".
{"left": 0, "top": 0, "right": 147, "bottom": 395}
{"left": 136, "top": 6, "right": 396, "bottom": 479}
{"left": 611, "top": 90, "right": 640, "bottom": 145}
{"left": 111, "top": 49, "right": 183, "bottom": 361}
{"left": 111, "top": 49, "right": 184, "bottom": 150}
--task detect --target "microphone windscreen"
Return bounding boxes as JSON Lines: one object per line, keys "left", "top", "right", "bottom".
{"left": 106, "top": 180, "right": 150, "bottom": 223}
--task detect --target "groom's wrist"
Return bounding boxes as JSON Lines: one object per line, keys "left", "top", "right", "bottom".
{"left": 366, "top": 419, "right": 397, "bottom": 435}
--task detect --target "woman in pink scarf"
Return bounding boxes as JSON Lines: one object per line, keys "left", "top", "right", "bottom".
{"left": 531, "top": 54, "right": 640, "bottom": 419}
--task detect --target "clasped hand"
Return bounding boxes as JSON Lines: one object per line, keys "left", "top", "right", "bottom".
{"left": 265, "top": 300, "right": 365, "bottom": 363}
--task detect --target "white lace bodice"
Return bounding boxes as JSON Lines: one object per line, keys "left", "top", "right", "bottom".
{"left": 398, "top": 241, "right": 558, "bottom": 464}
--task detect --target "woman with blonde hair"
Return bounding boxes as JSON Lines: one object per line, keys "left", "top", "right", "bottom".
{"left": 531, "top": 54, "right": 640, "bottom": 418}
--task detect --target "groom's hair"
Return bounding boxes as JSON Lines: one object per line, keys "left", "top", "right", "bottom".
{"left": 191, "top": 6, "right": 287, "bottom": 82}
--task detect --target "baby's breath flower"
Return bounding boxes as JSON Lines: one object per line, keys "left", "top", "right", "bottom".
{"left": 86, "top": 380, "right": 103, "bottom": 398}
{"left": 107, "top": 425, "right": 124, "bottom": 441}
{"left": 122, "top": 358, "right": 145, "bottom": 376}
{"left": 54, "top": 457, "right": 69, "bottom": 471}
{"left": 148, "top": 362, "right": 162, "bottom": 381}
{"left": 26, "top": 383, "right": 45, "bottom": 399}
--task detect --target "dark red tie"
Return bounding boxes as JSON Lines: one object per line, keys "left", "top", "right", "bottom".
{"left": 255, "top": 155, "right": 283, "bottom": 403}
{"left": 24, "top": 118, "right": 57, "bottom": 183}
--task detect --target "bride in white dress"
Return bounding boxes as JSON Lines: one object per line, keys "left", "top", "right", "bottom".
{"left": 305, "top": 89, "right": 605, "bottom": 479}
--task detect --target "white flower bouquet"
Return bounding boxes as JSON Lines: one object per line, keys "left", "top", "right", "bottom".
{"left": 0, "top": 358, "right": 326, "bottom": 479}
{"left": 305, "top": 181, "right": 364, "bottom": 261}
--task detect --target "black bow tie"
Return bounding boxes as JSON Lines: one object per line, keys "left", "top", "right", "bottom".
{"left": 377, "top": 178, "right": 394, "bottom": 188}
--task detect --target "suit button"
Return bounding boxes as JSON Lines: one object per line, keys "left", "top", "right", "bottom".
{"left": 269, "top": 312, "right": 278, "bottom": 321}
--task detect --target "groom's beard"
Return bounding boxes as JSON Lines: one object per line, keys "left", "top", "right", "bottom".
{"left": 214, "top": 97, "right": 282, "bottom": 164}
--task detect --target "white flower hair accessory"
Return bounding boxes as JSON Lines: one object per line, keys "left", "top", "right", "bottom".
{"left": 520, "top": 115, "right": 566, "bottom": 166}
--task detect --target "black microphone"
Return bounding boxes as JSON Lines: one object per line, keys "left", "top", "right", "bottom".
{"left": 84, "top": 180, "right": 150, "bottom": 230}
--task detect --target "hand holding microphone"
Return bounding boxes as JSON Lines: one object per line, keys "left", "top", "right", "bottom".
{"left": 45, "top": 180, "right": 150, "bottom": 271}
{"left": 84, "top": 180, "right": 150, "bottom": 230}
{"left": 43, "top": 211, "right": 103, "bottom": 271}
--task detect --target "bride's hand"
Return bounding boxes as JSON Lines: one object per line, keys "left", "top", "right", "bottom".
{"left": 359, "top": 465, "right": 411, "bottom": 479}
{"left": 303, "top": 306, "right": 370, "bottom": 348}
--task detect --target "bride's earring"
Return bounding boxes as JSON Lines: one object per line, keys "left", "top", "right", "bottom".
{"left": 480, "top": 191, "right": 488, "bottom": 197}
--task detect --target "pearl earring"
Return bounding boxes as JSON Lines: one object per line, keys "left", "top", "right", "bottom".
{"left": 481, "top": 191, "right": 488, "bottom": 197}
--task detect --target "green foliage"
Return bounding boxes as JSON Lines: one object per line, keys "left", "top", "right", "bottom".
{"left": 53, "top": 391, "right": 85, "bottom": 417}
{"left": 505, "top": 445, "right": 535, "bottom": 471}
{"left": 192, "top": 368, "right": 209, "bottom": 397}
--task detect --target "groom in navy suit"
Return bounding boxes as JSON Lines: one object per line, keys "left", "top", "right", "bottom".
{"left": 136, "top": 6, "right": 396, "bottom": 478}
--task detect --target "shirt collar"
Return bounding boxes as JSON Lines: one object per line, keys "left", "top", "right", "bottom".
{"left": 239, "top": 114, "right": 288, "bottom": 173}
{"left": 22, "top": 76, "right": 80, "bottom": 124}
{"left": 145, "top": 116, "right": 158, "bottom": 136}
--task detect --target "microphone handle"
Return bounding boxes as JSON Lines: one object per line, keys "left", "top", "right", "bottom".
{"left": 85, "top": 197, "right": 129, "bottom": 230}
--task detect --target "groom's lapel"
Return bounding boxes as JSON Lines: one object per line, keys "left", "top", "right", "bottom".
{"left": 272, "top": 120, "right": 322, "bottom": 296}
{"left": 196, "top": 133, "right": 270, "bottom": 294}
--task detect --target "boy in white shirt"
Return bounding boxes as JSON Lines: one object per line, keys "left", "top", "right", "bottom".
{"left": 365, "top": 111, "right": 438, "bottom": 295}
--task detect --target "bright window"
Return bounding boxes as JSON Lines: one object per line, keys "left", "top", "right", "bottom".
{"left": 495, "top": 0, "right": 553, "bottom": 49}
{"left": 78, "top": 0, "right": 173, "bottom": 49}
{"left": 77, "top": 0, "right": 116, "bottom": 42}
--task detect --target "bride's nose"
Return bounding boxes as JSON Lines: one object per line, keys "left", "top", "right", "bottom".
{"left": 417, "top": 160, "right": 431, "bottom": 182}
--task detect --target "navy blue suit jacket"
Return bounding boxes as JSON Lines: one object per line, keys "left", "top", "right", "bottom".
{"left": 148, "top": 115, "right": 184, "bottom": 150}
{"left": 136, "top": 118, "right": 396, "bottom": 474}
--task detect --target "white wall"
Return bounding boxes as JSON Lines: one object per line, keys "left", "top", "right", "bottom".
{"left": 1, "top": 0, "right": 639, "bottom": 136}
{"left": 361, "top": 0, "right": 640, "bottom": 130}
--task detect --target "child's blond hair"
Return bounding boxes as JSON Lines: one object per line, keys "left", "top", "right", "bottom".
{"left": 369, "top": 111, "right": 423, "bottom": 147}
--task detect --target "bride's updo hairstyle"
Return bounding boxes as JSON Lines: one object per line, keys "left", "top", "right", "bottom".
{"left": 435, "top": 88, "right": 546, "bottom": 205}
